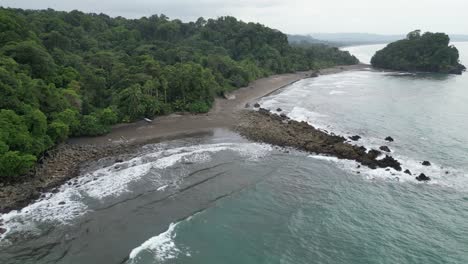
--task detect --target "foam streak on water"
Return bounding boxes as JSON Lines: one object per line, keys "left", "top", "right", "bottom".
{"left": 0, "top": 142, "right": 272, "bottom": 242}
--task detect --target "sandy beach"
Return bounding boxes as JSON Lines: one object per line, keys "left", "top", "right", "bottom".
{"left": 0, "top": 64, "right": 368, "bottom": 214}
{"left": 69, "top": 64, "right": 368, "bottom": 146}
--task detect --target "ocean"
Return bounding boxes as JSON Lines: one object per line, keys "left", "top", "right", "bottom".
{"left": 1, "top": 43, "right": 468, "bottom": 264}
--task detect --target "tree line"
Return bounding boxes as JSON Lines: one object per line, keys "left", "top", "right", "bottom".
{"left": 371, "top": 30, "right": 466, "bottom": 74}
{"left": 0, "top": 8, "right": 358, "bottom": 179}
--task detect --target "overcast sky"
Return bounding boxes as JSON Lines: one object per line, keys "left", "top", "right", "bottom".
{"left": 1, "top": 0, "right": 467, "bottom": 35}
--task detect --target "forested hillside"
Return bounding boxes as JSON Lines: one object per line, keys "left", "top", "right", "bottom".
{"left": 371, "top": 30, "right": 466, "bottom": 74}
{"left": 0, "top": 8, "right": 358, "bottom": 179}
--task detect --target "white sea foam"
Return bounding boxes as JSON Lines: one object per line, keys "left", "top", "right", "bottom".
{"left": 308, "top": 153, "right": 467, "bottom": 190}
{"left": 128, "top": 223, "right": 185, "bottom": 263}
{"left": 329, "top": 90, "right": 346, "bottom": 95}
{"left": 0, "top": 142, "right": 273, "bottom": 242}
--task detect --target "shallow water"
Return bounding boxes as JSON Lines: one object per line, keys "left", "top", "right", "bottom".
{"left": 2, "top": 43, "right": 468, "bottom": 264}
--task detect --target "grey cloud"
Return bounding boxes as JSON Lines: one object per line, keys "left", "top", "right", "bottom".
{"left": 1, "top": 0, "right": 467, "bottom": 34}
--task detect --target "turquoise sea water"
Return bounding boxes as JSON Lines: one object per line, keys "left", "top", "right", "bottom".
{"left": 1, "top": 43, "right": 468, "bottom": 264}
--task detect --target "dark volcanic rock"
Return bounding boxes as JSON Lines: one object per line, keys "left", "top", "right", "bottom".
{"left": 385, "top": 136, "right": 394, "bottom": 142}
{"left": 276, "top": 108, "right": 283, "bottom": 112}
{"left": 0, "top": 227, "right": 6, "bottom": 234}
{"left": 245, "top": 103, "right": 250, "bottom": 108}
{"left": 404, "top": 169, "right": 412, "bottom": 175}
{"left": 258, "top": 108, "right": 270, "bottom": 115}
{"left": 367, "top": 149, "right": 381, "bottom": 159}
{"left": 280, "top": 113, "right": 287, "bottom": 118}
{"left": 115, "top": 158, "right": 124, "bottom": 163}
{"left": 416, "top": 173, "right": 431, "bottom": 181}
{"left": 422, "top": 161, "right": 431, "bottom": 166}
{"left": 349, "top": 135, "right": 361, "bottom": 141}
{"left": 379, "top": 146, "right": 391, "bottom": 152}
{"left": 58, "top": 201, "right": 66, "bottom": 205}
{"left": 237, "top": 110, "right": 402, "bottom": 172}
{"left": 254, "top": 103, "right": 260, "bottom": 108}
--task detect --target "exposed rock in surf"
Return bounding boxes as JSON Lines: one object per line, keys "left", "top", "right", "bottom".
{"left": 349, "top": 135, "right": 361, "bottom": 141}
{"left": 416, "top": 173, "right": 431, "bottom": 181}
{"left": 276, "top": 108, "right": 283, "bottom": 112}
{"left": 404, "top": 169, "right": 412, "bottom": 175}
{"left": 385, "top": 136, "right": 394, "bottom": 142}
{"left": 236, "top": 110, "right": 402, "bottom": 172}
{"left": 445, "top": 171, "right": 449, "bottom": 174}
{"left": 245, "top": 103, "right": 250, "bottom": 108}
{"left": 58, "top": 201, "right": 66, "bottom": 205}
{"left": 115, "top": 158, "right": 124, "bottom": 163}
{"left": 280, "top": 113, "right": 288, "bottom": 118}
{"left": 254, "top": 103, "right": 260, "bottom": 108}
{"left": 422, "top": 161, "right": 431, "bottom": 166}
{"left": 379, "top": 146, "right": 391, "bottom": 152}
{"left": 258, "top": 108, "right": 270, "bottom": 115}
{"left": 0, "top": 227, "right": 6, "bottom": 234}
{"left": 367, "top": 149, "right": 381, "bottom": 159}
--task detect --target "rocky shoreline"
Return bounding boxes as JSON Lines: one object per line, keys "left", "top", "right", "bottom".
{"left": 236, "top": 109, "right": 405, "bottom": 172}
{"left": 0, "top": 143, "right": 140, "bottom": 215}
{"left": 0, "top": 64, "right": 370, "bottom": 216}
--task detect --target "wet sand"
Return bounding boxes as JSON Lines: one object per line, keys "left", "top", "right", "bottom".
{"left": 69, "top": 64, "right": 368, "bottom": 146}
{"left": 0, "top": 64, "right": 368, "bottom": 214}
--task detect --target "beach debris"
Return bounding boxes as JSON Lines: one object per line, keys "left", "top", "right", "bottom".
{"left": 404, "top": 169, "right": 412, "bottom": 175}
{"left": 385, "top": 136, "right": 394, "bottom": 142}
{"left": 422, "top": 161, "right": 431, "bottom": 166}
{"left": 222, "top": 92, "right": 236, "bottom": 100}
{"left": 310, "top": 71, "right": 319, "bottom": 78}
{"left": 349, "top": 135, "right": 361, "bottom": 141}
{"left": 416, "top": 173, "right": 431, "bottom": 181}
{"left": 144, "top": 118, "right": 152, "bottom": 123}
{"left": 379, "top": 146, "right": 391, "bottom": 152}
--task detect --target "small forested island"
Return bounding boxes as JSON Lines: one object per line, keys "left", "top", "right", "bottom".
{"left": 371, "top": 30, "right": 466, "bottom": 74}
{"left": 0, "top": 8, "right": 358, "bottom": 179}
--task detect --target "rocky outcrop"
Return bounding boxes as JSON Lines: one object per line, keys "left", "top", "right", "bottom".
{"left": 380, "top": 146, "right": 391, "bottom": 152}
{"left": 0, "top": 143, "right": 139, "bottom": 214}
{"left": 236, "top": 110, "right": 402, "bottom": 171}
{"left": 416, "top": 173, "right": 431, "bottom": 181}
{"left": 404, "top": 169, "right": 412, "bottom": 175}
{"left": 385, "top": 136, "right": 394, "bottom": 142}
{"left": 422, "top": 161, "right": 431, "bottom": 166}
{"left": 349, "top": 135, "right": 361, "bottom": 141}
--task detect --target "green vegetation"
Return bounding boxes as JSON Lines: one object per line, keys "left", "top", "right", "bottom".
{"left": 371, "top": 30, "right": 466, "bottom": 74}
{"left": 0, "top": 8, "right": 358, "bottom": 180}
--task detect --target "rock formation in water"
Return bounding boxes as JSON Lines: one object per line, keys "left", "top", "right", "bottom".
{"left": 236, "top": 110, "right": 402, "bottom": 171}
{"left": 371, "top": 30, "right": 466, "bottom": 74}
